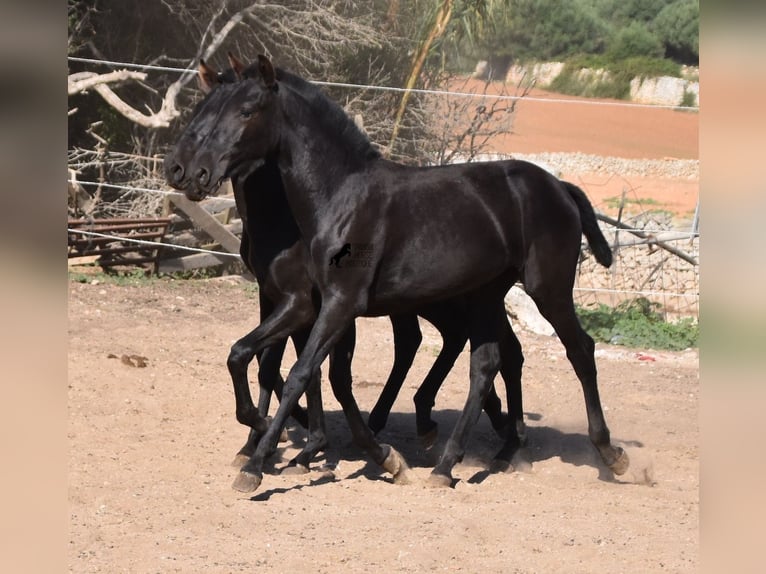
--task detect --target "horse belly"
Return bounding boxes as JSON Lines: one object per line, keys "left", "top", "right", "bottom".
{"left": 366, "top": 238, "right": 509, "bottom": 314}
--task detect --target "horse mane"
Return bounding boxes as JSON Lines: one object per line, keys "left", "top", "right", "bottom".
{"left": 241, "top": 62, "right": 381, "bottom": 163}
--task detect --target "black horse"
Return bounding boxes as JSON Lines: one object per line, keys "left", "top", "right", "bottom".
{"left": 166, "top": 55, "right": 627, "bottom": 492}
{"left": 169, "top": 56, "right": 524, "bottom": 476}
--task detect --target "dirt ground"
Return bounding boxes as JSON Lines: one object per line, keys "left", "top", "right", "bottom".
{"left": 68, "top": 87, "right": 698, "bottom": 572}
{"left": 455, "top": 81, "right": 700, "bottom": 218}
{"left": 68, "top": 277, "right": 698, "bottom": 573}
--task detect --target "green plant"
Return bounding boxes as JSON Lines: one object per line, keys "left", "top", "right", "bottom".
{"left": 243, "top": 282, "right": 260, "bottom": 298}
{"left": 603, "top": 196, "right": 662, "bottom": 209}
{"left": 606, "top": 21, "right": 664, "bottom": 61}
{"left": 576, "top": 297, "right": 698, "bottom": 350}
{"left": 652, "top": 0, "right": 699, "bottom": 65}
{"left": 68, "top": 267, "right": 153, "bottom": 286}
{"left": 158, "top": 267, "right": 222, "bottom": 281}
{"left": 679, "top": 88, "right": 697, "bottom": 108}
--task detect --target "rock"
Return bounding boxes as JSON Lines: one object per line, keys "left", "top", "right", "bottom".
{"left": 504, "top": 286, "right": 555, "bottom": 337}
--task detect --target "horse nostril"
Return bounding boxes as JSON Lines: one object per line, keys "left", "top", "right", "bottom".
{"left": 171, "top": 164, "right": 185, "bottom": 184}
{"left": 196, "top": 167, "right": 210, "bottom": 187}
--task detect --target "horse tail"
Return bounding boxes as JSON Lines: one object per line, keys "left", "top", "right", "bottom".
{"left": 561, "top": 181, "right": 613, "bottom": 268}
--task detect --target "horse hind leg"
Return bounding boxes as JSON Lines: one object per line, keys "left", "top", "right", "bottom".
{"left": 282, "top": 329, "right": 328, "bottom": 474}
{"left": 490, "top": 317, "right": 532, "bottom": 473}
{"left": 529, "top": 289, "right": 629, "bottom": 477}
{"left": 428, "top": 297, "right": 504, "bottom": 487}
{"left": 282, "top": 369, "right": 327, "bottom": 474}
{"left": 367, "top": 314, "right": 422, "bottom": 436}
{"left": 418, "top": 304, "right": 506, "bottom": 448}
{"left": 412, "top": 324, "right": 465, "bottom": 447}
{"left": 328, "top": 323, "right": 411, "bottom": 485}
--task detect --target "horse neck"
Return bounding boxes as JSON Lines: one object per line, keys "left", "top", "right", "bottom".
{"left": 233, "top": 165, "right": 303, "bottom": 278}
{"left": 276, "top": 88, "right": 373, "bottom": 237}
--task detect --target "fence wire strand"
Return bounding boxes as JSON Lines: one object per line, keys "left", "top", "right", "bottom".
{"left": 68, "top": 58, "right": 699, "bottom": 316}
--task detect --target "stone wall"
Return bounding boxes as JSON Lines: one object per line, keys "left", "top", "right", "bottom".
{"left": 482, "top": 61, "right": 700, "bottom": 107}
{"left": 629, "top": 75, "right": 698, "bottom": 107}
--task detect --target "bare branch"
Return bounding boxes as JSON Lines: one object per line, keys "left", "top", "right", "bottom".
{"left": 68, "top": 70, "right": 147, "bottom": 96}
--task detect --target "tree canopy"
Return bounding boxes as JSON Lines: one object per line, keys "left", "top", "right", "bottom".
{"left": 459, "top": 0, "right": 698, "bottom": 72}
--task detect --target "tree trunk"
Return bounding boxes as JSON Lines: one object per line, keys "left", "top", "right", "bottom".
{"left": 387, "top": 0, "right": 454, "bottom": 154}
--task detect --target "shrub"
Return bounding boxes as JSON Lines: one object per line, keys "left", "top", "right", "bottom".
{"left": 576, "top": 298, "right": 698, "bottom": 350}
{"left": 652, "top": 0, "right": 699, "bottom": 65}
{"left": 607, "top": 22, "right": 665, "bottom": 61}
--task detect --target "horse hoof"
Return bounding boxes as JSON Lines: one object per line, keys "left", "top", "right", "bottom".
{"left": 426, "top": 472, "right": 453, "bottom": 488}
{"left": 381, "top": 445, "right": 411, "bottom": 484}
{"left": 232, "top": 471, "right": 262, "bottom": 493}
{"left": 609, "top": 447, "right": 630, "bottom": 476}
{"left": 418, "top": 426, "right": 439, "bottom": 450}
{"left": 230, "top": 453, "right": 251, "bottom": 468}
{"left": 281, "top": 463, "right": 309, "bottom": 475}
{"left": 511, "top": 449, "right": 533, "bottom": 473}
{"left": 490, "top": 458, "right": 513, "bottom": 474}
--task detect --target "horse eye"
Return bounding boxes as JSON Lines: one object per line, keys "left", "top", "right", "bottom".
{"left": 240, "top": 108, "right": 254, "bottom": 119}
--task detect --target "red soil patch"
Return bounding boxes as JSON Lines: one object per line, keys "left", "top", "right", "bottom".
{"left": 448, "top": 79, "right": 699, "bottom": 217}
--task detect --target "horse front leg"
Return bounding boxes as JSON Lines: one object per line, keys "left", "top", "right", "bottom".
{"left": 226, "top": 294, "right": 315, "bottom": 439}
{"left": 233, "top": 299, "right": 356, "bottom": 492}
{"left": 231, "top": 338, "right": 289, "bottom": 468}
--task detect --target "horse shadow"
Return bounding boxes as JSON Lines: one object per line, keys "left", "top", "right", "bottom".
{"left": 252, "top": 406, "right": 644, "bottom": 499}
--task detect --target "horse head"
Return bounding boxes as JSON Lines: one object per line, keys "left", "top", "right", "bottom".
{"left": 164, "top": 54, "right": 280, "bottom": 200}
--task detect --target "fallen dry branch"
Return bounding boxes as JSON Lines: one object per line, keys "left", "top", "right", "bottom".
{"left": 596, "top": 212, "right": 698, "bottom": 266}
{"left": 68, "top": 69, "right": 180, "bottom": 128}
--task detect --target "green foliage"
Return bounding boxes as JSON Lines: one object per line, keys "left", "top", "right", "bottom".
{"left": 453, "top": 0, "right": 698, "bottom": 75}
{"left": 680, "top": 88, "right": 697, "bottom": 108}
{"left": 603, "top": 196, "right": 661, "bottom": 209}
{"left": 576, "top": 298, "right": 698, "bottom": 351}
{"left": 69, "top": 268, "right": 152, "bottom": 286}
{"left": 652, "top": 0, "right": 699, "bottom": 64}
{"left": 607, "top": 0, "right": 670, "bottom": 25}
{"left": 548, "top": 62, "right": 627, "bottom": 99}
{"left": 607, "top": 22, "right": 665, "bottom": 61}
{"left": 470, "top": 0, "right": 609, "bottom": 63}
{"left": 610, "top": 55, "right": 682, "bottom": 78}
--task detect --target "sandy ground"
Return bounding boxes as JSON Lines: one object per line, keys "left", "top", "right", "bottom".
{"left": 68, "top": 278, "right": 698, "bottom": 573}
{"left": 503, "top": 86, "right": 698, "bottom": 160}
{"left": 68, "top": 86, "right": 698, "bottom": 572}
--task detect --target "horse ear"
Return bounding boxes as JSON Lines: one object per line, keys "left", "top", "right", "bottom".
{"left": 257, "top": 55, "right": 277, "bottom": 91}
{"left": 227, "top": 52, "right": 245, "bottom": 79}
{"left": 198, "top": 59, "right": 218, "bottom": 94}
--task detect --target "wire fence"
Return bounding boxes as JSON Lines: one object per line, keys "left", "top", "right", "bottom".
{"left": 67, "top": 56, "right": 700, "bottom": 112}
{"left": 67, "top": 178, "right": 699, "bottom": 319}
{"left": 67, "top": 57, "right": 699, "bottom": 319}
